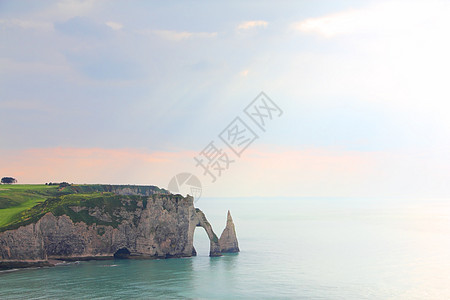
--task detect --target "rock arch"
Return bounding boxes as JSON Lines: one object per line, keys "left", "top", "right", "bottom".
{"left": 191, "top": 208, "right": 221, "bottom": 257}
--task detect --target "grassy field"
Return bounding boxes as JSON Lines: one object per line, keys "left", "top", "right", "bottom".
{"left": 0, "top": 185, "right": 59, "bottom": 228}
{"left": 0, "top": 184, "right": 167, "bottom": 232}
{"left": 0, "top": 184, "right": 172, "bottom": 232}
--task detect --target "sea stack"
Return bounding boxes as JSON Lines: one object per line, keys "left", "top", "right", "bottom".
{"left": 218, "top": 210, "right": 240, "bottom": 253}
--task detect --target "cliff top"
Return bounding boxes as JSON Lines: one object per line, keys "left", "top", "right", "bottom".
{"left": 0, "top": 184, "right": 172, "bottom": 232}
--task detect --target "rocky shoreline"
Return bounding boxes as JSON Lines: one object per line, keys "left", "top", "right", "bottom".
{"left": 0, "top": 186, "right": 239, "bottom": 270}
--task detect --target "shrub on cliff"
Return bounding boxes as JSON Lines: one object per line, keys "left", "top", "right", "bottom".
{"left": 1, "top": 177, "right": 17, "bottom": 184}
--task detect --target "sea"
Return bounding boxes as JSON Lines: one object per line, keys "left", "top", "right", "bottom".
{"left": 1, "top": 197, "right": 449, "bottom": 299}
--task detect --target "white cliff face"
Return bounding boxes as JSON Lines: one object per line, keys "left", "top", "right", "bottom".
{"left": 0, "top": 192, "right": 231, "bottom": 269}
{"left": 0, "top": 195, "right": 195, "bottom": 261}
{"left": 218, "top": 210, "right": 240, "bottom": 253}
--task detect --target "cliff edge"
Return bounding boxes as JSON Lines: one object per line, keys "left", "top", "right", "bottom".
{"left": 0, "top": 185, "right": 237, "bottom": 269}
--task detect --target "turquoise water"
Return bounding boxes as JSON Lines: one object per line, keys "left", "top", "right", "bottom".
{"left": 1, "top": 197, "right": 450, "bottom": 299}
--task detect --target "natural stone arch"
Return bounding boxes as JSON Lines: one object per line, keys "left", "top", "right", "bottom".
{"left": 190, "top": 208, "right": 221, "bottom": 257}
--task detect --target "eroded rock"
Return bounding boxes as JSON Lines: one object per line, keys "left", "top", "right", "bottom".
{"left": 218, "top": 210, "right": 240, "bottom": 253}
{"left": 0, "top": 192, "right": 231, "bottom": 268}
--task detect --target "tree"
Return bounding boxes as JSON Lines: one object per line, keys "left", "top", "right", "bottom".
{"left": 1, "top": 177, "right": 17, "bottom": 184}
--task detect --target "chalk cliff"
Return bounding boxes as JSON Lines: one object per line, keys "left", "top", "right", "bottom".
{"left": 0, "top": 186, "right": 233, "bottom": 269}
{"left": 218, "top": 210, "right": 240, "bottom": 253}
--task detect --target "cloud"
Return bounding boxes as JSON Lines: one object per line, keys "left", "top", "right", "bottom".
{"left": 237, "top": 20, "right": 268, "bottom": 30}
{"left": 293, "top": 10, "right": 361, "bottom": 38}
{"left": 0, "top": 18, "right": 53, "bottom": 31}
{"left": 0, "top": 147, "right": 196, "bottom": 187}
{"left": 284, "top": 0, "right": 450, "bottom": 131}
{"left": 208, "top": 145, "right": 450, "bottom": 198}
{"left": 292, "top": 1, "right": 446, "bottom": 38}
{"left": 150, "top": 29, "right": 217, "bottom": 41}
{"left": 1, "top": 145, "right": 449, "bottom": 197}
{"left": 105, "top": 21, "right": 123, "bottom": 30}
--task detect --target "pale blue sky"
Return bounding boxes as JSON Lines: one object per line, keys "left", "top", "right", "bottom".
{"left": 1, "top": 0, "right": 450, "bottom": 197}
{"left": 0, "top": 0, "right": 380, "bottom": 150}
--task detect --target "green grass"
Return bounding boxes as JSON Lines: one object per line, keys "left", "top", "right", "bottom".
{"left": 0, "top": 192, "right": 150, "bottom": 232}
{"left": 0, "top": 185, "right": 59, "bottom": 227}
{"left": 0, "top": 198, "right": 45, "bottom": 227}
{"left": 0, "top": 184, "right": 173, "bottom": 232}
{"left": 0, "top": 184, "right": 166, "bottom": 232}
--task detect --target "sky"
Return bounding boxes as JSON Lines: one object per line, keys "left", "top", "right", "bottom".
{"left": 1, "top": 0, "right": 450, "bottom": 198}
